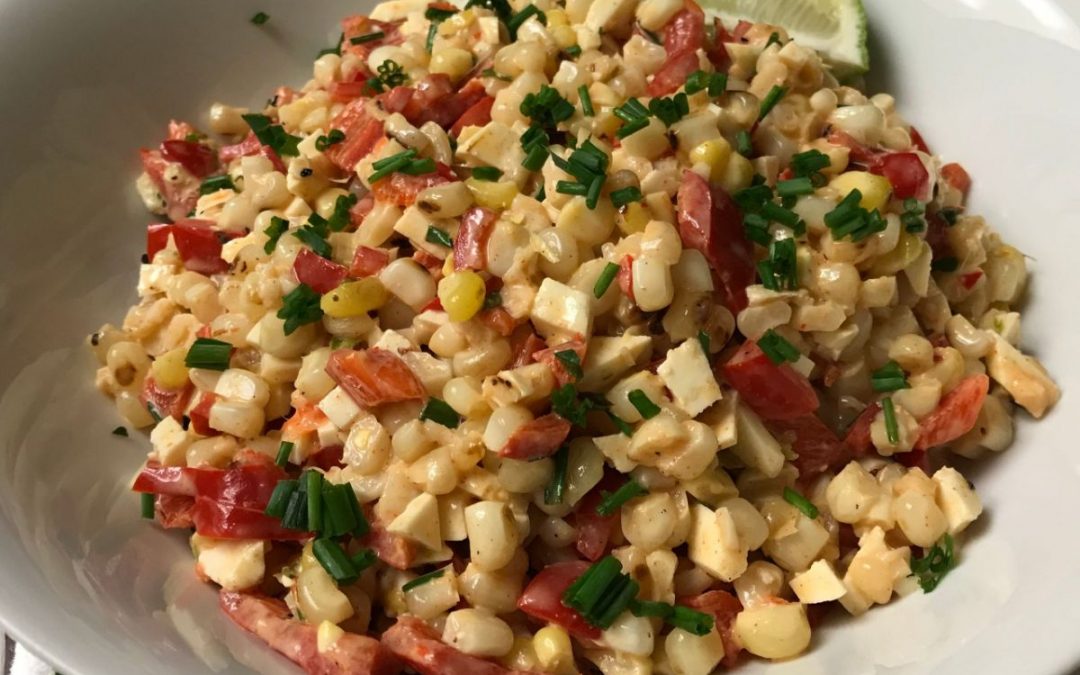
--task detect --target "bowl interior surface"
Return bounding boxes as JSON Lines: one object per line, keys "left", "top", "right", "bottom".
{"left": 0, "top": 1, "right": 1078, "bottom": 674}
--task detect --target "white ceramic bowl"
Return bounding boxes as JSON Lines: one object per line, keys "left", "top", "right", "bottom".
{"left": 1, "top": 1, "right": 1078, "bottom": 673}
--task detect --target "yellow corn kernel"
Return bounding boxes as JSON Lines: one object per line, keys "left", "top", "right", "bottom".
{"left": 438, "top": 271, "right": 487, "bottom": 323}
{"left": 546, "top": 8, "right": 569, "bottom": 26}
{"left": 592, "top": 110, "right": 623, "bottom": 139}
{"left": 533, "top": 625, "right": 575, "bottom": 675}
{"left": 440, "top": 9, "right": 476, "bottom": 36}
{"left": 430, "top": 47, "right": 474, "bottom": 83}
{"left": 320, "top": 278, "right": 390, "bottom": 318}
{"left": 151, "top": 347, "right": 190, "bottom": 390}
{"left": 466, "top": 178, "right": 518, "bottom": 210}
{"left": 689, "top": 138, "right": 733, "bottom": 182}
{"left": 442, "top": 253, "right": 456, "bottom": 278}
{"left": 550, "top": 24, "right": 577, "bottom": 50}
{"left": 870, "top": 231, "right": 922, "bottom": 277}
{"left": 316, "top": 620, "right": 344, "bottom": 653}
{"left": 617, "top": 201, "right": 651, "bottom": 235}
{"left": 829, "top": 171, "right": 893, "bottom": 212}
{"left": 501, "top": 635, "right": 541, "bottom": 671}
{"left": 718, "top": 152, "right": 754, "bottom": 193}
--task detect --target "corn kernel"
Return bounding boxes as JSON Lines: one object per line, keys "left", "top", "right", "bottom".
{"left": 502, "top": 635, "right": 541, "bottom": 671}
{"left": 689, "top": 138, "right": 733, "bottom": 182}
{"left": 617, "top": 202, "right": 651, "bottom": 235}
{"left": 320, "top": 278, "right": 390, "bottom": 318}
{"left": 438, "top": 271, "right": 487, "bottom": 323}
{"left": 151, "top": 347, "right": 190, "bottom": 390}
{"left": 550, "top": 24, "right": 577, "bottom": 50}
{"left": 533, "top": 625, "right": 575, "bottom": 675}
{"left": 546, "top": 8, "right": 569, "bottom": 26}
{"left": 316, "top": 620, "right": 345, "bottom": 653}
{"left": 430, "top": 47, "right": 474, "bottom": 83}
{"left": 829, "top": 171, "right": 892, "bottom": 212}
{"left": 719, "top": 152, "right": 754, "bottom": 193}
{"left": 466, "top": 178, "right": 519, "bottom": 210}
{"left": 870, "top": 231, "right": 922, "bottom": 277}
{"left": 442, "top": 253, "right": 456, "bottom": 277}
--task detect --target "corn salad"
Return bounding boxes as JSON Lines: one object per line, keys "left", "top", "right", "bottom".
{"left": 92, "top": 1, "right": 1059, "bottom": 673}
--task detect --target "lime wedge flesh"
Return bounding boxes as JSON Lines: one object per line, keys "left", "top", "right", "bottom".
{"left": 700, "top": 0, "right": 869, "bottom": 77}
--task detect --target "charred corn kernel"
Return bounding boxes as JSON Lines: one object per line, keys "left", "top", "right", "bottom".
{"left": 533, "top": 625, "right": 575, "bottom": 675}
{"left": 550, "top": 24, "right": 577, "bottom": 50}
{"left": 317, "top": 620, "right": 345, "bottom": 653}
{"left": 151, "top": 347, "right": 190, "bottom": 390}
{"left": 618, "top": 201, "right": 651, "bottom": 235}
{"left": 466, "top": 178, "right": 518, "bottom": 210}
{"left": 430, "top": 47, "right": 474, "bottom": 82}
{"left": 719, "top": 152, "right": 754, "bottom": 192}
{"left": 320, "top": 278, "right": 390, "bottom": 318}
{"left": 870, "top": 231, "right": 922, "bottom": 276}
{"left": 829, "top": 171, "right": 892, "bottom": 212}
{"left": 689, "top": 138, "right": 733, "bottom": 182}
{"left": 438, "top": 271, "right": 487, "bottom": 322}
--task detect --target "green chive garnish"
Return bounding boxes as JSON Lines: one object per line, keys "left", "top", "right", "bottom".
{"left": 872, "top": 361, "right": 910, "bottom": 393}
{"left": 610, "top": 186, "right": 643, "bottom": 208}
{"left": 140, "top": 493, "right": 155, "bottom": 519}
{"left": 882, "top": 397, "right": 900, "bottom": 444}
{"left": 783, "top": 487, "right": 820, "bottom": 519}
{"left": 757, "top": 330, "right": 800, "bottom": 365}
{"left": 627, "top": 389, "right": 660, "bottom": 419}
{"left": 472, "top": 166, "right": 503, "bottom": 181}
{"left": 425, "top": 225, "right": 453, "bottom": 248}
{"left": 596, "top": 479, "right": 647, "bottom": 516}
{"left": 403, "top": 568, "right": 447, "bottom": 592}
{"left": 350, "top": 31, "right": 385, "bottom": 44}
{"left": 545, "top": 445, "right": 569, "bottom": 505}
{"left": 275, "top": 441, "right": 294, "bottom": 468}
{"left": 251, "top": 12, "right": 269, "bottom": 25}
{"left": 419, "top": 398, "right": 461, "bottom": 428}
{"left": 758, "top": 85, "right": 787, "bottom": 121}
{"left": 184, "top": 338, "right": 232, "bottom": 371}
{"left": 555, "top": 350, "right": 583, "bottom": 380}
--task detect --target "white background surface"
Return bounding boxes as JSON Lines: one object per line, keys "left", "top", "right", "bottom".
{"left": 0, "top": 0, "right": 1077, "bottom": 674}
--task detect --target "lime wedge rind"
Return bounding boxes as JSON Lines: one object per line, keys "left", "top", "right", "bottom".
{"left": 700, "top": 0, "right": 869, "bottom": 77}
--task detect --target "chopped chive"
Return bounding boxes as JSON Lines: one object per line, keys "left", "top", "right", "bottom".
{"left": 757, "top": 330, "right": 800, "bottom": 365}
{"left": 251, "top": 11, "right": 269, "bottom": 25}
{"left": 776, "top": 176, "right": 814, "bottom": 199}
{"left": 264, "top": 480, "right": 298, "bottom": 518}
{"left": 275, "top": 441, "right": 295, "bottom": 468}
{"left": 607, "top": 411, "right": 633, "bottom": 436}
{"left": 141, "top": 492, "right": 155, "bottom": 519}
{"left": 352, "top": 548, "right": 379, "bottom": 573}
{"left": 472, "top": 166, "right": 503, "bottom": 181}
{"left": 242, "top": 113, "right": 301, "bottom": 157}
{"left": 425, "top": 225, "right": 453, "bottom": 248}
{"left": 146, "top": 402, "right": 163, "bottom": 423}
{"left": 368, "top": 148, "right": 418, "bottom": 182}
{"left": 481, "top": 67, "right": 513, "bottom": 82}
{"left": 736, "top": 129, "right": 753, "bottom": 156}
{"left": 556, "top": 181, "right": 589, "bottom": 197}
{"left": 610, "top": 186, "right": 643, "bottom": 208}
{"left": 697, "top": 330, "right": 711, "bottom": 356}
{"left": 564, "top": 44, "right": 582, "bottom": 57}
{"left": 593, "top": 262, "right": 619, "bottom": 298}
{"left": 627, "top": 389, "right": 661, "bottom": 420}
{"left": 400, "top": 157, "right": 437, "bottom": 175}
{"left": 522, "top": 143, "right": 550, "bottom": 171}
{"left": 320, "top": 482, "right": 359, "bottom": 538}
{"left": 312, "top": 538, "right": 358, "bottom": 584}
{"left": 669, "top": 606, "right": 715, "bottom": 636}
{"left": 555, "top": 350, "right": 583, "bottom": 380}
{"left": 765, "top": 31, "right": 782, "bottom": 48}
{"left": 545, "top": 445, "right": 569, "bottom": 505}
{"left": 760, "top": 201, "right": 801, "bottom": 228}
{"left": 616, "top": 117, "right": 650, "bottom": 139}
{"left": 585, "top": 175, "right": 603, "bottom": 210}
{"left": 419, "top": 398, "right": 461, "bottom": 428}
{"left": 910, "top": 534, "right": 956, "bottom": 592}
{"left": 277, "top": 283, "right": 324, "bottom": 335}
{"left": 783, "top": 487, "right": 820, "bottom": 519}
{"left": 708, "top": 73, "right": 728, "bottom": 97}
{"left": 281, "top": 489, "right": 308, "bottom": 531}
{"left": 563, "top": 556, "right": 640, "bottom": 629}
{"left": 507, "top": 5, "right": 546, "bottom": 39}
{"left": 263, "top": 216, "right": 289, "bottom": 254}
{"left": 350, "top": 31, "right": 385, "bottom": 44}
{"left": 184, "top": 338, "right": 232, "bottom": 371}
{"left": 684, "top": 70, "right": 709, "bottom": 94}
{"left": 112, "top": 426, "right": 128, "bottom": 437}
{"left": 403, "top": 568, "right": 446, "bottom": 592}
{"left": 578, "top": 85, "right": 594, "bottom": 116}
{"left": 199, "top": 174, "right": 234, "bottom": 196}
{"left": 306, "top": 470, "right": 324, "bottom": 535}
{"left": 483, "top": 291, "right": 502, "bottom": 310}
{"left": 596, "top": 479, "right": 647, "bottom": 516}
{"left": 758, "top": 85, "right": 787, "bottom": 121}
{"left": 872, "top": 361, "right": 910, "bottom": 393}
{"left": 882, "top": 397, "right": 899, "bottom": 445}
{"left": 630, "top": 599, "right": 674, "bottom": 618}
{"left": 791, "top": 149, "right": 831, "bottom": 179}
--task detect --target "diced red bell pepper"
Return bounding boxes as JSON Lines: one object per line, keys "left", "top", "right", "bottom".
{"left": 382, "top": 615, "right": 509, "bottom": 675}
{"left": 192, "top": 497, "right": 309, "bottom": 540}
{"left": 477, "top": 307, "right": 518, "bottom": 337}
{"left": 511, "top": 330, "right": 546, "bottom": 368}
{"left": 452, "top": 207, "right": 497, "bottom": 271}
{"left": 770, "top": 414, "right": 849, "bottom": 478}
{"left": 450, "top": 95, "right": 495, "bottom": 137}
{"left": 675, "top": 170, "right": 754, "bottom": 312}
{"left": 349, "top": 245, "right": 390, "bottom": 278}
{"left": 871, "top": 152, "right": 930, "bottom": 201}
{"left": 843, "top": 402, "right": 880, "bottom": 456}
{"left": 617, "top": 255, "right": 635, "bottom": 301}
{"left": 370, "top": 162, "right": 455, "bottom": 207}
{"left": 647, "top": 1, "right": 706, "bottom": 96}
{"left": 940, "top": 162, "right": 972, "bottom": 198}
{"left": 533, "top": 339, "right": 587, "bottom": 387}
{"left": 517, "top": 561, "right": 601, "bottom": 640}
{"left": 498, "top": 414, "right": 573, "bottom": 460}
{"left": 326, "top": 348, "right": 426, "bottom": 408}
{"left": 293, "top": 248, "right": 347, "bottom": 294}
{"left": 679, "top": 590, "right": 744, "bottom": 669}
{"left": 160, "top": 139, "right": 218, "bottom": 178}
{"left": 572, "top": 472, "right": 624, "bottom": 562}
{"left": 140, "top": 148, "right": 200, "bottom": 222}
{"left": 722, "top": 340, "right": 819, "bottom": 421}
{"left": 915, "top": 374, "right": 989, "bottom": 450}
{"left": 324, "top": 100, "right": 386, "bottom": 171}
{"left": 140, "top": 377, "right": 193, "bottom": 422}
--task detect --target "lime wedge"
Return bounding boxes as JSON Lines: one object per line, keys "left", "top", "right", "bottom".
{"left": 700, "top": 0, "right": 869, "bottom": 77}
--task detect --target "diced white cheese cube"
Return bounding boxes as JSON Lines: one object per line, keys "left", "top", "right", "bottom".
{"left": 606, "top": 371, "right": 671, "bottom": 423}
{"left": 731, "top": 403, "right": 785, "bottom": 478}
{"left": 601, "top": 612, "right": 655, "bottom": 657}
{"left": 388, "top": 492, "right": 443, "bottom": 551}
{"left": 137, "top": 263, "right": 174, "bottom": 297}
{"left": 579, "top": 334, "right": 653, "bottom": 392}
{"left": 372, "top": 329, "right": 416, "bottom": 355}
{"left": 393, "top": 206, "right": 455, "bottom": 260}
{"left": 698, "top": 394, "right": 739, "bottom": 450}
{"left": 657, "top": 339, "right": 722, "bottom": 417}
{"left": 932, "top": 467, "right": 983, "bottom": 535}
{"left": 317, "top": 386, "right": 362, "bottom": 429}
{"left": 530, "top": 278, "right": 593, "bottom": 342}
{"left": 688, "top": 504, "right": 748, "bottom": 582}
{"left": 149, "top": 416, "right": 191, "bottom": 466}
{"left": 316, "top": 417, "right": 344, "bottom": 450}
{"left": 789, "top": 560, "right": 847, "bottom": 604}
{"left": 259, "top": 353, "right": 302, "bottom": 385}
{"left": 594, "top": 433, "right": 637, "bottom": 473}
{"left": 456, "top": 122, "right": 526, "bottom": 184}
{"left": 585, "top": 0, "right": 637, "bottom": 33}
{"left": 986, "top": 333, "right": 1060, "bottom": 418}
{"left": 193, "top": 536, "right": 267, "bottom": 591}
